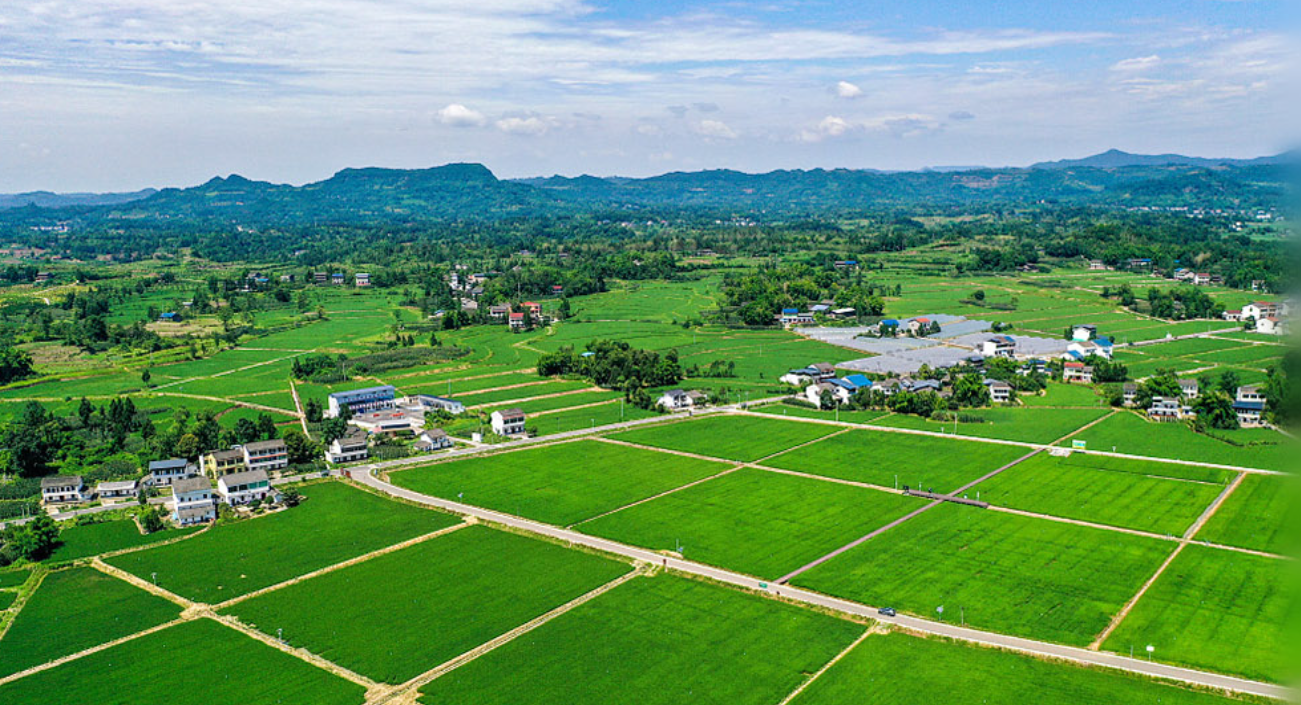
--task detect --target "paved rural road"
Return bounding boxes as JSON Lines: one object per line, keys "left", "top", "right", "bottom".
{"left": 353, "top": 467, "right": 1290, "bottom": 701}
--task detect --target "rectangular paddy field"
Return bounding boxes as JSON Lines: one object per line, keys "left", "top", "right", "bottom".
{"left": 795, "top": 504, "right": 1173, "bottom": 645}
{"left": 106, "top": 482, "right": 458, "bottom": 603}
{"left": 578, "top": 468, "right": 926, "bottom": 579}
{"left": 1019, "top": 382, "right": 1106, "bottom": 407}
{"left": 751, "top": 403, "right": 894, "bottom": 425}
{"left": 387, "top": 440, "right": 731, "bottom": 526}
{"left": 1195, "top": 474, "right": 1296, "bottom": 555}
{"left": 0, "top": 567, "right": 181, "bottom": 678}
{"left": 47, "top": 520, "right": 199, "bottom": 563}
{"left": 226, "top": 526, "right": 630, "bottom": 684}
{"left": 762, "top": 429, "right": 1029, "bottom": 494}
{"left": 608, "top": 414, "right": 841, "bottom": 462}
{"left": 1061, "top": 413, "right": 1292, "bottom": 471}
{"left": 530, "top": 401, "right": 660, "bottom": 436}
{"left": 0, "top": 569, "right": 31, "bottom": 589}
{"left": 1103, "top": 546, "right": 1291, "bottom": 682}
{"left": 0, "top": 619, "right": 366, "bottom": 705}
{"left": 972, "top": 453, "right": 1227, "bottom": 536}
{"left": 419, "top": 574, "right": 864, "bottom": 705}
{"left": 873, "top": 407, "right": 1112, "bottom": 445}
{"left": 788, "top": 631, "right": 1243, "bottom": 705}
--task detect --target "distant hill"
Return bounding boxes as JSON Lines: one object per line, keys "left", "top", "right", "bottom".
{"left": 1031, "top": 148, "right": 1294, "bottom": 170}
{"left": 0, "top": 189, "right": 157, "bottom": 210}
{"left": 0, "top": 157, "right": 1288, "bottom": 229}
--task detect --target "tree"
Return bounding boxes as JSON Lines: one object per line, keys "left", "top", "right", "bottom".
{"left": 304, "top": 398, "right": 323, "bottom": 423}
{"left": 255, "top": 413, "right": 279, "bottom": 441}
{"left": 141, "top": 368, "right": 151, "bottom": 386}
{"left": 175, "top": 433, "right": 200, "bottom": 460}
{"left": 952, "top": 373, "right": 991, "bottom": 407}
{"left": 0, "top": 346, "right": 36, "bottom": 385}
{"left": 1216, "top": 369, "right": 1241, "bottom": 397}
{"left": 819, "top": 389, "right": 836, "bottom": 410}
{"left": 557, "top": 298, "right": 572, "bottom": 320}
{"left": 971, "top": 289, "right": 986, "bottom": 302}
{"left": 1192, "top": 392, "right": 1239, "bottom": 430}
{"left": 5, "top": 401, "right": 61, "bottom": 477}
{"left": 77, "top": 397, "right": 95, "bottom": 428}
{"left": 282, "top": 428, "right": 318, "bottom": 464}
{"left": 140, "top": 507, "right": 165, "bottom": 534}
{"left": 428, "top": 331, "right": 439, "bottom": 347}
{"left": 281, "top": 487, "right": 303, "bottom": 507}
{"left": 11, "top": 514, "right": 59, "bottom": 561}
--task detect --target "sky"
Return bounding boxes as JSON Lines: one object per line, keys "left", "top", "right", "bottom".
{"left": 0, "top": 0, "right": 1297, "bottom": 191}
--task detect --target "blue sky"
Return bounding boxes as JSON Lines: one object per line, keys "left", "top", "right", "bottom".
{"left": 0, "top": 0, "right": 1295, "bottom": 191}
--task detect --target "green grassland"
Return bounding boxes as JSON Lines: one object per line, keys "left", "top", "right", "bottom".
{"left": 0, "top": 619, "right": 367, "bottom": 705}
{"left": 48, "top": 520, "right": 199, "bottom": 563}
{"left": 874, "top": 407, "right": 1111, "bottom": 444}
{"left": 578, "top": 468, "right": 925, "bottom": 579}
{"left": 419, "top": 574, "right": 864, "bottom": 705}
{"left": 1103, "top": 546, "right": 1291, "bottom": 682}
{"left": 455, "top": 379, "right": 592, "bottom": 407}
{"left": 1195, "top": 474, "right": 1296, "bottom": 554}
{"left": 227, "top": 526, "right": 629, "bottom": 684}
{"left": 609, "top": 414, "right": 840, "bottom": 462}
{"left": 1019, "top": 382, "right": 1106, "bottom": 407}
{"left": 106, "top": 483, "right": 458, "bottom": 603}
{"left": 568, "top": 278, "right": 719, "bottom": 322}
{"left": 0, "top": 567, "right": 181, "bottom": 677}
{"left": 796, "top": 504, "right": 1173, "bottom": 645}
{"left": 389, "top": 440, "right": 730, "bottom": 526}
{"left": 1061, "top": 413, "right": 1291, "bottom": 471}
{"left": 789, "top": 631, "right": 1248, "bottom": 705}
{"left": 0, "top": 592, "right": 14, "bottom": 610}
{"left": 1055, "top": 450, "right": 1235, "bottom": 483}
{"left": 972, "top": 453, "right": 1226, "bottom": 535}
{"left": 763, "top": 429, "right": 1028, "bottom": 493}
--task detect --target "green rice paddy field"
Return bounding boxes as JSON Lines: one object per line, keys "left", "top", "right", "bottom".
{"left": 388, "top": 440, "right": 731, "bottom": 526}
{"left": 795, "top": 504, "right": 1173, "bottom": 646}
{"left": 419, "top": 575, "right": 864, "bottom": 705}
{"left": 762, "top": 429, "right": 1028, "bottom": 493}
{"left": 0, "top": 619, "right": 367, "bottom": 705}
{"left": 105, "top": 483, "right": 458, "bottom": 603}
{"left": 48, "top": 520, "right": 199, "bottom": 563}
{"left": 609, "top": 415, "right": 840, "bottom": 462}
{"left": 1103, "top": 546, "right": 1291, "bottom": 683}
{"left": 0, "top": 567, "right": 180, "bottom": 678}
{"left": 972, "top": 453, "right": 1226, "bottom": 535}
{"left": 1195, "top": 474, "right": 1296, "bottom": 555}
{"left": 1061, "top": 413, "right": 1292, "bottom": 471}
{"left": 226, "top": 526, "right": 630, "bottom": 684}
{"left": 788, "top": 632, "right": 1245, "bottom": 705}
{"left": 578, "top": 468, "right": 926, "bottom": 579}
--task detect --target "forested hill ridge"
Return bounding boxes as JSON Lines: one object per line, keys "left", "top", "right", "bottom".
{"left": 0, "top": 152, "right": 1291, "bottom": 230}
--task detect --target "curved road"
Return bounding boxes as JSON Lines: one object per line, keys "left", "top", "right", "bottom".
{"left": 352, "top": 466, "right": 1290, "bottom": 701}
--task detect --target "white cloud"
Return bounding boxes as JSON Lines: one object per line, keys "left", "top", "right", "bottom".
{"left": 800, "top": 115, "right": 852, "bottom": 142}
{"left": 437, "top": 103, "right": 487, "bottom": 127}
{"left": 836, "top": 81, "right": 862, "bottom": 98}
{"left": 694, "top": 119, "right": 737, "bottom": 139}
{"left": 1111, "top": 55, "right": 1161, "bottom": 72}
{"left": 496, "top": 115, "right": 551, "bottom": 135}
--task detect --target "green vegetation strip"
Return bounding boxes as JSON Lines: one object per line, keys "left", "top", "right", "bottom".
{"left": 106, "top": 482, "right": 458, "bottom": 603}
{"left": 1062, "top": 413, "right": 1292, "bottom": 471}
{"left": 226, "top": 526, "right": 628, "bottom": 684}
{"left": 579, "top": 468, "right": 925, "bottom": 579}
{"left": 795, "top": 504, "right": 1173, "bottom": 646}
{"left": 0, "top": 567, "right": 181, "bottom": 677}
{"left": 764, "top": 429, "right": 1026, "bottom": 494}
{"left": 419, "top": 574, "right": 864, "bottom": 705}
{"left": 874, "top": 407, "right": 1110, "bottom": 444}
{"left": 609, "top": 414, "right": 840, "bottom": 462}
{"left": 1103, "top": 546, "right": 1290, "bottom": 683}
{"left": 390, "top": 440, "right": 729, "bottom": 526}
{"left": 0, "top": 569, "right": 30, "bottom": 590}
{"left": 0, "top": 619, "right": 367, "bottom": 705}
{"left": 789, "top": 631, "right": 1244, "bottom": 705}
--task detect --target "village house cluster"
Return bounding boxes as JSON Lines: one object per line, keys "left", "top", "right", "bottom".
{"left": 1221, "top": 300, "right": 1291, "bottom": 336}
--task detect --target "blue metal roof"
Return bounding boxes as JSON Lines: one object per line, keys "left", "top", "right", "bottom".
{"left": 1233, "top": 400, "right": 1265, "bottom": 411}
{"left": 844, "top": 374, "right": 872, "bottom": 388}
{"left": 782, "top": 308, "right": 799, "bottom": 314}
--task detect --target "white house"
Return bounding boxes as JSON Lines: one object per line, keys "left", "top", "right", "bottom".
{"left": 1148, "top": 397, "right": 1192, "bottom": 422}
{"left": 203, "top": 449, "right": 245, "bottom": 478}
{"left": 1062, "top": 362, "right": 1094, "bottom": 384}
{"left": 217, "top": 469, "right": 272, "bottom": 506}
{"left": 1122, "top": 382, "right": 1137, "bottom": 407}
{"left": 95, "top": 479, "right": 138, "bottom": 502}
{"left": 1234, "top": 387, "right": 1266, "bottom": 427}
{"left": 1242, "top": 301, "right": 1280, "bottom": 321}
{"left": 1071, "top": 324, "right": 1097, "bottom": 342}
{"left": 491, "top": 408, "right": 527, "bottom": 436}
{"left": 326, "top": 385, "right": 397, "bottom": 418}
{"left": 806, "top": 382, "right": 849, "bottom": 407}
{"left": 1256, "top": 317, "right": 1284, "bottom": 336}
{"left": 658, "top": 389, "right": 695, "bottom": 410}
{"left": 1237, "top": 386, "right": 1265, "bottom": 403}
{"left": 984, "top": 379, "right": 1013, "bottom": 403}
{"left": 412, "top": 395, "right": 466, "bottom": 415}
{"left": 414, "top": 428, "right": 454, "bottom": 453}
{"left": 351, "top": 410, "right": 418, "bottom": 435}
{"left": 241, "top": 439, "right": 289, "bottom": 473}
{"left": 147, "top": 458, "right": 194, "bottom": 486}
{"left": 170, "top": 476, "right": 217, "bottom": 525}
{"left": 325, "top": 426, "right": 369, "bottom": 463}
{"left": 1065, "top": 338, "right": 1113, "bottom": 361}
{"left": 1178, "top": 379, "right": 1199, "bottom": 399}
{"left": 40, "top": 475, "right": 87, "bottom": 504}
{"left": 981, "top": 336, "right": 1016, "bottom": 359}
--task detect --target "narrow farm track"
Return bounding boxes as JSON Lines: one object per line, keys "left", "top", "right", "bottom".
{"left": 156, "top": 392, "right": 304, "bottom": 418}
{"left": 351, "top": 470, "right": 1291, "bottom": 700}
{"left": 774, "top": 628, "right": 875, "bottom": 705}
{"left": 464, "top": 385, "right": 605, "bottom": 411}
{"left": 1088, "top": 472, "right": 1250, "bottom": 650}
{"left": 289, "top": 378, "right": 310, "bottom": 436}
{"left": 367, "top": 566, "right": 649, "bottom": 705}
{"left": 208, "top": 612, "right": 383, "bottom": 694}
{"left": 90, "top": 558, "right": 195, "bottom": 609}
